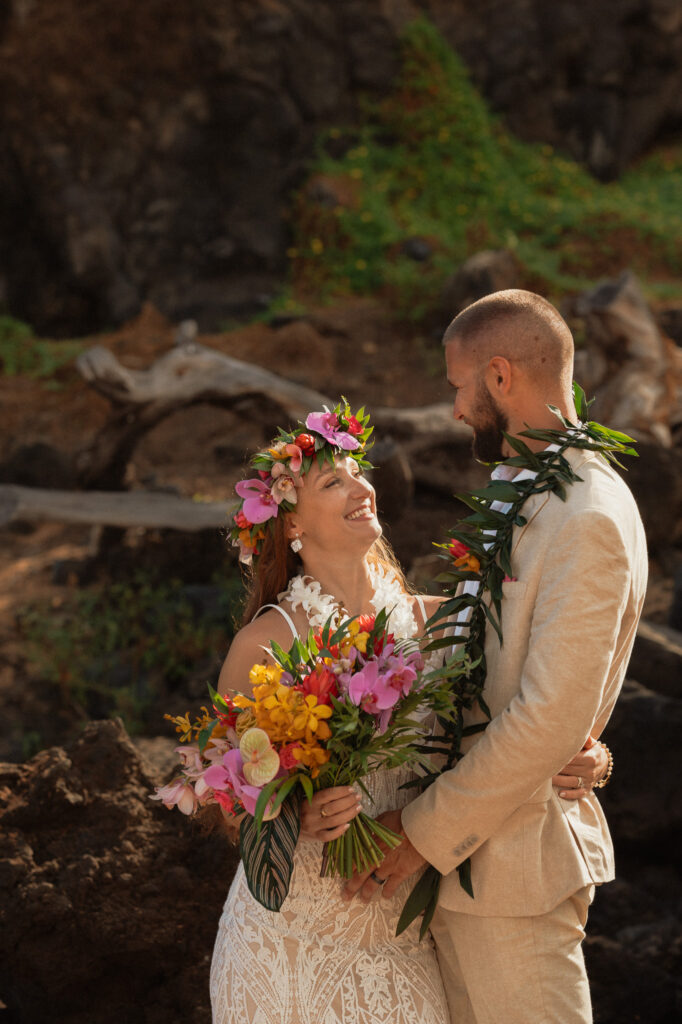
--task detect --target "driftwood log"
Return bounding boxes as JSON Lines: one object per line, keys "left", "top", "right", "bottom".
{"left": 74, "top": 327, "right": 471, "bottom": 489}
{"left": 0, "top": 485, "right": 234, "bottom": 531}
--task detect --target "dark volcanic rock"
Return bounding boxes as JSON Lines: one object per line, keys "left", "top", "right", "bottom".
{"left": 1, "top": 0, "right": 680, "bottom": 334}
{"left": 0, "top": 719, "right": 238, "bottom": 1024}
{"left": 600, "top": 679, "right": 682, "bottom": 848}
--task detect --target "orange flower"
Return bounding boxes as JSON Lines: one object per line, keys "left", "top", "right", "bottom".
{"left": 448, "top": 539, "right": 481, "bottom": 574}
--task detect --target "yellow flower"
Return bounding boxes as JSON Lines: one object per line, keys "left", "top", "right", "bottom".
{"left": 341, "top": 618, "right": 370, "bottom": 655}
{"left": 249, "top": 664, "right": 283, "bottom": 689}
{"left": 164, "top": 711, "right": 193, "bottom": 742}
{"left": 293, "top": 741, "right": 331, "bottom": 778}
{"left": 192, "top": 706, "right": 213, "bottom": 737}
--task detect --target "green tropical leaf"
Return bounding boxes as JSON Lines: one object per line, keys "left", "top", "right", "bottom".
{"left": 240, "top": 794, "right": 301, "bottom": 912}
{"left": 396, "top": 864, "right": 442, "bottom": 938}
{"left": 457, "top": 857, "right": 474, "bottom": 898}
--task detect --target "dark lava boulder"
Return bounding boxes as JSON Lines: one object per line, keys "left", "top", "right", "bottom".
{"left": 0, "top": 719, "right": 238, "bottom": 1024}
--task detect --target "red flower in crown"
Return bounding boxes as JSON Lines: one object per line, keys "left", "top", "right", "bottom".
{"left": 346, "top": 416, "right": 364, "bottom": 436}
{"left": 294, "top": 433, "right": 316, "bottom": 456}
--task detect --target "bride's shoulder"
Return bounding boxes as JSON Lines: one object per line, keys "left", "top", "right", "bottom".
{"left": 411, "top": 592, "right": 443, "bottom": 620}
{"left": 217, "top": 610, "right": 293, "bottom": 697}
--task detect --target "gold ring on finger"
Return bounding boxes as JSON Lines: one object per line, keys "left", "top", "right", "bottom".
{"left": 320, "top": 807, "right": 329, "bottom": 818}
{"left": 576, "top": 776, "right": 583, "bottom": 788}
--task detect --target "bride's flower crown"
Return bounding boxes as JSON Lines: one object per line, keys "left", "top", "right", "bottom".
{"left": 230, "top": 399, "right": 373, "bottom": 565}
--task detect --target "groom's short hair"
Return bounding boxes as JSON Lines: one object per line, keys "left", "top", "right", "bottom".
{"left": 443, "top": 289, "right": 574, "bottom": 387}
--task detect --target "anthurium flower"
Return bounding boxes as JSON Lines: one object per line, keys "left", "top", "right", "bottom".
{"left": 234, "top": 478, "right": 279, "bottom": 523}
{"left": 150, "top": 779, "right": 197, "bottom": 815}
{"left": 239, "top": 727, "right": 281, "bottom": 786}
{"left": 203, "top": 748, "right": 280, "bottom": 819}
{"left": 306, "top": 410, "right": 360, "bottom": 451}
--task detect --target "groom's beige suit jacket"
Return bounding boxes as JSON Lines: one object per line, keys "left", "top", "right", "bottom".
{"left": 402, "top": 446, "right": 648, "bottom": 917}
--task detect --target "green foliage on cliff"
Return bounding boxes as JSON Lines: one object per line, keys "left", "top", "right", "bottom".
{"left": 286, "top": 18, "right": 682, "bottom": 317}
{"left": 0, "top": 315, "right": 84, "bottom": 379}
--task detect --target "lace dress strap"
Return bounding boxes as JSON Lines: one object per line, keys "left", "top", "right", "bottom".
{"left": 251, "top": 603, "right": 298, "bottom": 642}
{"left": 414, "top": 593, "right": 428, "bottom": 631}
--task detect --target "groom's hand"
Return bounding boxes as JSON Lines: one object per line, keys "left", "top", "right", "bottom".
{"left": 342, "top": 809, "right": 427, "bottom": 902}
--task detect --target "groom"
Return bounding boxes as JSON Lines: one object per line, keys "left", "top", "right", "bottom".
{"left": 344, "top": 289, "right": 648, "bottom": 1023}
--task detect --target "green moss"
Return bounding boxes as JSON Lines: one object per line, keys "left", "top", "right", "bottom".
{"left": 285, "top": 17, "right": 682, "bottom": 317}
{"left": 0, "top": 315, "right": 85, "bottom": 379}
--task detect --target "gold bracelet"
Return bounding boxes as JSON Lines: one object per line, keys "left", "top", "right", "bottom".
{"left": 593, "top": 743, "right": 613, "bottom": 789}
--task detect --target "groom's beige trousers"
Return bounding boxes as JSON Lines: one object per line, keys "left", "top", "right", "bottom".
{"left": 429, "top": 885, "right": 595, "bottom": 1024}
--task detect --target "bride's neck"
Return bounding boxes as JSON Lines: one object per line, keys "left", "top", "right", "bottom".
{"left": 297, "top": 553, "right": 374, "bottom": 614}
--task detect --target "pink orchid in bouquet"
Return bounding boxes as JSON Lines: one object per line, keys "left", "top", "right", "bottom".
{"left": 152, "top": 609, "right": 464, "bottom": 912}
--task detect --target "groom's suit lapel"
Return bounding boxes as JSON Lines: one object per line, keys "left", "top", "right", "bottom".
{"left": 510, "top": 489, "right": 551, "bottom": 557}
{"left": 508, "top": 447, "right": 596, "bottom": 557}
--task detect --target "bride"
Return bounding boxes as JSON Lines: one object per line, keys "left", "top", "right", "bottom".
{"left": 210, "top": 404, "right": 607, "bottom": 1024}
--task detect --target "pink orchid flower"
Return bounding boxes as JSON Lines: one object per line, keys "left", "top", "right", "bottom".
{"left": 270, "top": 463, "right": 299, "bottom": 505}
{"left": 150, "top": 779, "right": 197, "bottom": 815}
{"left": 173, "top": 744, "right": 204, "bottom": 776}
{"left": 346, "top": 661, "right": 401, "bottom": 715}
{"left": 383, "top": 650, "right": 422, "bottom": 697}
{"left": 306, "top": 410, "right": 360, "bottom": 451}
{"left": 282, "top": 443, "right": 303, "bottom": 472}
{"left": 235, "top": 478, "right": 279, "bottom": 523}
{"left": 203, "top": 749, "right": 279, "bottom": 819}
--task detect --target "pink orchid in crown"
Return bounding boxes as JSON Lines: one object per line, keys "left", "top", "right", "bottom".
{"left": 306, "top": 410, "right": 360, "bottom": 451}
{"left": 270, "top": 462, "right": 299, "bottom": 505}
{"left": 235, "top": 478, "right": 279, "bottom": 523}
{"left": 279, "top": 443, "right": 304, "bottom": 473}
{"left": 150, "top": 778, "right": 197, "bottom": 815}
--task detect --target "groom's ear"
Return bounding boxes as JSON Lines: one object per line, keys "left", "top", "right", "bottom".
{"left": 486, "top": 355, "right": 512, "bottom": 395}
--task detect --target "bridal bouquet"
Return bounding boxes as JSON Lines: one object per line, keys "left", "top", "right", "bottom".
{"left": 153, "top": 610, "right": 461, "bottom": 911}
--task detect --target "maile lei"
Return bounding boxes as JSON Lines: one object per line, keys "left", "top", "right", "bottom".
{"left": 396, "top": 384, "right": 638, "bottom": 939}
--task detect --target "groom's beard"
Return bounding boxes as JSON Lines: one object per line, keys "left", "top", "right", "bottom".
{"left": 472, "top": 381, "right": 508, "bottom": 464}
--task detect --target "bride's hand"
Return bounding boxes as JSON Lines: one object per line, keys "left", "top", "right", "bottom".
{"left": 553, "top": 734, "right": 609, "bottom": 799}
{"left": 299, "top": 787, "right": 363, "bottom": 842}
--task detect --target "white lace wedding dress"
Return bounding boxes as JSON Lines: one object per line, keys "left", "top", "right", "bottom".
{"left": 210, "top": 569, "right": 450, "bottom": 1024}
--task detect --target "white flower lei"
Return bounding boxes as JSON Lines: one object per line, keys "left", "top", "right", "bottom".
{"left": 279, "top": 563, "right": 419, "bottom": 639}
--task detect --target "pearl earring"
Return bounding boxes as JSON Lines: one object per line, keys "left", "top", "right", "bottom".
{"left": 290, "top": 536, "right": 303, "bottom": 553}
